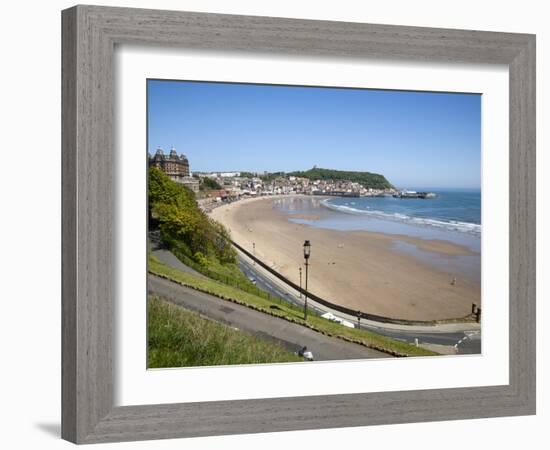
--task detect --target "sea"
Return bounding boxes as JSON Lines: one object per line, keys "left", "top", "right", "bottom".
{"left": 273, "top": 189, "right": 481, "bottom": 281}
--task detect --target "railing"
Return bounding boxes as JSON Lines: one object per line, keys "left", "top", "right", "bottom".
{"left": 158, "top": 231, "right": 476, "bottom": 326}
{"left": 231, "top": 240, "right": 474, "bottom": 326}
{"left": 166, "top": 239, "right": 306, "bottom": 310}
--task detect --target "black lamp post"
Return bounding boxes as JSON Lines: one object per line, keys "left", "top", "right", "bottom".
{"left": 299, "top": 267, "right": 302, "bottom": 298}
{"left": 303, "top": 240, "right": 311, "bottom": 321}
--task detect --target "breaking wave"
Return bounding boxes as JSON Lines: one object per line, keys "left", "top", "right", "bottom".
{"left": 320, "top": 199, "right": 481, "bottom": 235}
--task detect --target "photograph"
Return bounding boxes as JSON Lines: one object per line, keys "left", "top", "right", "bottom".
{"left": 146, "top": 79, "right": 482, "bottom": 368}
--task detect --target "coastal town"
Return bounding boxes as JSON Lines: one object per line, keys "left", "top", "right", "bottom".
{"left": 149, "top": 146, "right": 399, "bottom": 210}
{"left": 149, "top": 146, "right": 438, "bottom": 211}
{"left": 144, "top": 81, "right": 482, "bottom": 370}
{"left": 193, "top": 171, "right": 394, "bottom": 198}
{"left": 147, "top": 146, "right": 481, "bottom": 363}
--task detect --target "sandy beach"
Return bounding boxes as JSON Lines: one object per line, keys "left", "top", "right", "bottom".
{"left": 210, "top": 195, "right": 481, "bottom": 321}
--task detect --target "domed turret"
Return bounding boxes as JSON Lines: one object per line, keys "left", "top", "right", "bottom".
{"left": 150, "top": 145, "right": 190, "bottom": 179}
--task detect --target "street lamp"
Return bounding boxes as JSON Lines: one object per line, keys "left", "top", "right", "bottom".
{"left": 252, "top": 242, "right": 256, "bottom": 265}
{"left": 299, "top": 267, "right": 302, "bottom": 298}
{"left": 303, "top": 240, "right": 311, "bottom": 321}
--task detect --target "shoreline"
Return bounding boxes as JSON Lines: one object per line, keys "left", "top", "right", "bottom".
{"left": 214, "top": 194, "right": 480, "bottom": 257}
{"left": 209, "top": 195, "right": 481, "bottom": 321}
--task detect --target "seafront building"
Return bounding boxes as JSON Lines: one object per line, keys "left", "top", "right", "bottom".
{"left": 196, "top": 171, "right": 395, "bottom": 207}
{"left": 150, "top": 151, "right": 395, "bottom": 202}
{"left": 149, "top": 146, "right": 199, "bottom": 193}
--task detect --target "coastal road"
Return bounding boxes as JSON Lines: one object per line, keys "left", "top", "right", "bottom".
{"left": 362, "top": 326, "right": 481, "bottom": 355}
{"left": 148, "top": 274, "right": 389, "bottom": 361}
{"left": 238, "top": 256, "right": 311, "bottom": 312}
{"left": 236, "top": 250, "right": 481, "bottom": 355}
{"left": 150, "top": 242, "right": 480, "bottom": 355}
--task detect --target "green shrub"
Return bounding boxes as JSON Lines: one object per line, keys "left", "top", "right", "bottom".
{"left": 148, "top": 167, "right": 237, "bottom": 264}
{"left": 193, "top": 251, "right": 208, "bottom": 267}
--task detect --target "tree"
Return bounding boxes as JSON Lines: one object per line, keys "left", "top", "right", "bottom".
{"left": 148, "top": 167, "right": 236, "bottom": 264}
{"left": 199, "top": 177, "right": 222, "bottom": 191}
{"left": 287, "top": 167, "right": 393, "bottom": 189}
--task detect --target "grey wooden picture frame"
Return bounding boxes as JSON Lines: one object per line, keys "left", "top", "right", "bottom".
{"left": 61, "top": 4, "right": 536, "bottom": 444}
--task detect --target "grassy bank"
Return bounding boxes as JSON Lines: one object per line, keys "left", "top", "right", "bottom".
{"left": 148, "top": 254, "right": 438, "bottom": 357}
{"left": 148, "top": 296, "right": 303, "bottom": 368}
{"left": 149, "top": 167, "right": 261, "bottom": 293}
{"left": 165, "top": 236, "right": 256, "bottom": 289}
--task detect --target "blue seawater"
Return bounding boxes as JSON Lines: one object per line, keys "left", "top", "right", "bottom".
{"left": 274, "top": 189, "right": 481, "bottom": 253}
{"left": 323, "top": 189, "right": 481, "bottom": 236}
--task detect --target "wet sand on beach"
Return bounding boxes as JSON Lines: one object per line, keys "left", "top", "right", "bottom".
{"left": 209, "top": 196, "right": 481, "bottom": 321}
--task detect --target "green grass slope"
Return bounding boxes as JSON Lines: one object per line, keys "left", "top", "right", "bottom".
{"left": 149, "top": 254, "right": 438, "bottom": 358}
{"left": 148, "top": 296, "right": 303, "bottom": 368}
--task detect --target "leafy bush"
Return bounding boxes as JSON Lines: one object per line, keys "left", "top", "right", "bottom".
{"left": 193, "top": 251, "right": 208, "bottom": 267}
{"left": 199, "top": 177, "right": 222, "bottom": 191}
{"left": 148, "top": 167, "right": 236, "bottom": 264}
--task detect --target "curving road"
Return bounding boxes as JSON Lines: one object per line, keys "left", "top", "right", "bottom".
{"left": 148, "top": 274, "right": 389, "bottom": 361}
{"left": 236, "top": 252, "right": 481, "bottom": 355}
{"left": 149, "top": 241, "right": 480, "bottom": 355}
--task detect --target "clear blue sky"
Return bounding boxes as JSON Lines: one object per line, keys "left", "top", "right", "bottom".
{"left": 147, "top": 80, "right": 481, "bottom": 189}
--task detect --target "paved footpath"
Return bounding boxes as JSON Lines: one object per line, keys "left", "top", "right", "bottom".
{"left": 236, "top": 249, "right": 482, "bottom": 355}
{"left": 148, "top": 274, "right": 390, "bottom": 361}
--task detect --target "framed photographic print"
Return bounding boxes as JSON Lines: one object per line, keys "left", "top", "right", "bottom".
{"left": 61, "top": 5, "right": 536, "bottom": 444}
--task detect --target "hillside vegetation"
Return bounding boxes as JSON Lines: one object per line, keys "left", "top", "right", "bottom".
{"left": 149, "top": 254, "right": 438, "bottom": 358}
{"left": 149, "top": 167, "right": 251, "bottom": 285}
{"left": 148, "top": 296, "right": 303, "bottom": 367}
{"left": 288, "top": 167, "right": 393, "bottom": 189}
{"left": 198, "top": 176, "right": 222, "bottom": 191}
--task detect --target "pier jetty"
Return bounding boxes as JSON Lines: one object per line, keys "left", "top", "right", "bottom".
{"left": 393, "top": 190, "right": 437, "bottom": 199}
